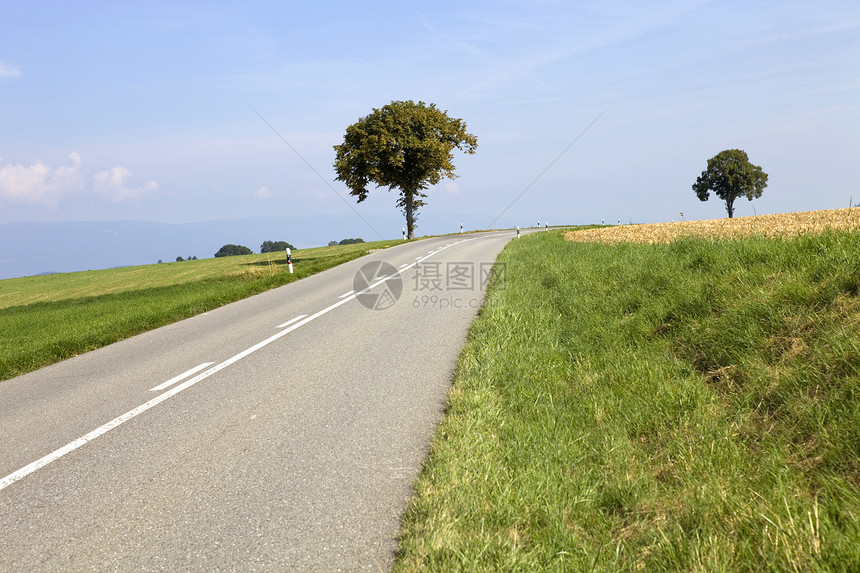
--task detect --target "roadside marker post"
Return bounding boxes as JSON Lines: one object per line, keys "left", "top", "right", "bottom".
{"left": 516, "top": 226, "right": 520, "bottom": 238}
{"left": 460, "top": 223, "right": 463, "bottom": 234}
{"left": 286, "top": 248, "right": 293, "bottom": 274}
{"left": 402, "top": 228, "right": 406, "bottom": 240}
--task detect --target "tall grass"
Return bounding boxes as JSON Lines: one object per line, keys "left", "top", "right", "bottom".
{"left": 395, "top": 231, "right": 859, "bottom": 571}
{"left": 0, "top": 240, "right": 402, "bottom": 381}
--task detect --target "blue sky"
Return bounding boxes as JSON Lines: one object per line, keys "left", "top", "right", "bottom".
{"left": 1, "top": 1, "right": 858, "bottom": 241}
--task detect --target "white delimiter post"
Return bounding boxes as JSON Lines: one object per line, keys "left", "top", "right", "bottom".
{"left": 516, "top": 226, "right": 520, "bottom": 238}
{"left": 402, "top": 227, "right": 406, "bottom": 240}
{"left": 460, "top": 223, "right": 463, "bottom": 234}
{"left": 286, "top": 248, "right": 293, "bottom": 274}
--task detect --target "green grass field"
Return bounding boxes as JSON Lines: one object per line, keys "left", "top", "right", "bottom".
{"left": 0, "top": 240, "right": 402, "bottom": 381}
{"left": 3, "top": 224, "right": 858, "bottom": 570}
{"left": 395, "top": 230, "right": 859, "bottom": 571}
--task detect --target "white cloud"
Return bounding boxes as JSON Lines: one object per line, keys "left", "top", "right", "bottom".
{"left": 297, "top": 185, "right": 333, "bottom": 203}
{"left": 0, "top": 61, "right": 22, "bottom": 78}
{"left": 0, "top": 153, "right": 160, "bottom": 206}
{"left": 0, "top": 152, "right": 84, "bottom": 205}
{"left": 254, "top": 185, "right": 273, "bottom": 200}
{"left": 441, "top": 181, "right": 463, "bottom": 195}
{"left": 93, "top": 166, "right": 159, "bottom": 202}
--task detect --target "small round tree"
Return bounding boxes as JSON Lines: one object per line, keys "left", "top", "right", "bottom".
{"left": 693, "top": 149, "right": 768, "bottom": 218}
{"left": 260, "top": 240, "right": 295, "bottom": 253}
{"left": 214, "top": 244, "right": 252, "bottom": 257}
{"left": 333, "top": 100, "right": 477, "bottom": 239}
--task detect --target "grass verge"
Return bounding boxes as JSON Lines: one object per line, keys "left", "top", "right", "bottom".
{"left": 0, "top": 239, "right": 402, "bottom": 381}
{"left": 395, "top": 230, "right": 859, "bottom": 571}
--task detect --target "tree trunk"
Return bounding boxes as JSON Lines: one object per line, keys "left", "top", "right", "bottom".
{"left": 405, "top": 191, "right": 415, "bottom": 239}
{"left": 726, "top": 198, "right": 735, "bottom": 218}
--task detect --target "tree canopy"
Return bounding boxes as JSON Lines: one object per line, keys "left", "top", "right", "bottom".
{"left": 260, "top": 240, "right": 295, "bottom": 253}
{"left": 333, "top": 100, "right": 477, "bottom": 239}
{"left": 214, "top": 244, "right": 252, "bottom": 257}
{"left": 693, "top": 149, "right": 768, "bottom": 218}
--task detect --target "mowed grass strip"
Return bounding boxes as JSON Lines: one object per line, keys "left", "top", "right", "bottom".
{"left": 395, "top": 230, "right": 859, "bottom": 571}
{"left": 0, "top": 240, "right": 402, "bottom": 381}
{"left": 0, "top": 240, "right": 395, "bottom": 309}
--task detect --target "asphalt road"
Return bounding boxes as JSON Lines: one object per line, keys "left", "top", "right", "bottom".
{"left": 0, "top": 230, "right": 522, "bottom": 571}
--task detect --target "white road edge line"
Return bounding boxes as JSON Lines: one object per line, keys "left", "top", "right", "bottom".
{"left": 338, "top": 290, "right": 355, "bottom": 299}
{"left": 149, "top": 362, "right": 214, "bottom": 392}
{"left": 276, "top": 314, "right": 308, "bottom": 329}
{"left": 0, "top": 236, "right": 479, "bottom": 493}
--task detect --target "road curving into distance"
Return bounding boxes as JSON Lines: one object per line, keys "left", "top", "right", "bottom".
{"left": 0, "top": 229, "right": 530, "bottom": 571}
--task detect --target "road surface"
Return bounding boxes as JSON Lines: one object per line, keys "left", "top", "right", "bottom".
{"left": 0, "top": 230, "right": 520, "bottom": 571}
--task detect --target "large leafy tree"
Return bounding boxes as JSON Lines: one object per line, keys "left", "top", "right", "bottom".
{"left": 693, "top": 149, "right": 768, "bottom": 218}
{"left": 333, "top": 100, "right": 477, "bottom": 239}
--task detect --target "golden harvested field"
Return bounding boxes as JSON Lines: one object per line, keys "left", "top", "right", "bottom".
{"left": 565, "top": 208, "right": 860, "bottom": 244}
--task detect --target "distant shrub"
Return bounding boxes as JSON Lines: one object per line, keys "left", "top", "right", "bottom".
{"left": 260, "top": 240, "right": 295, "bottom": 253}
{"left": 214, "top": 244, "right": 253, "bottom": 257}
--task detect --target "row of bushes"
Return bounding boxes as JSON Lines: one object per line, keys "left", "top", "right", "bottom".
{"left": 214, "top": 238, "right": 364, "bottom": 258}
{"left": 214, "top": 240, "right": 296, "bottom": 258}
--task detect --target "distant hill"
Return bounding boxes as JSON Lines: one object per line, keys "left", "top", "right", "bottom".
{"left": 0, "top": 216, "right": 363, "bottom": 279}
{"left": 0, "top": 212, "right": 524, "bottom": 279}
